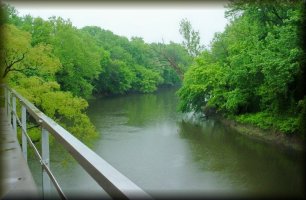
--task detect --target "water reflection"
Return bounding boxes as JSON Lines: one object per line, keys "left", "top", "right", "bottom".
{"left": 178, "top": 119, "right": 304, "bottom": 197}
{"left": 88, "top": 88, "right": 181, "bottom": 127}
{"left": 28, "top": 88, "right": 304, "bottom": 198}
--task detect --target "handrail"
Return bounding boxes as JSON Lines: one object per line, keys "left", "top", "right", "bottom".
{"left": 1, "top": 84, "right": 152, "bottom": 199}
{"left": 11, "top": 107, "right": 66, "bottom": 199}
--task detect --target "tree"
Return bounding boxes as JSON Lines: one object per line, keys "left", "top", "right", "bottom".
{"left": 82, "top": 26, "right": 187, "bottom": 92}
{"left": 48, "top": 17, "right": 103, "bottom": 98}
{"left": 0, "top": 24, "right": 29, "bottom": 78}
{"left": 178, "top": 1, "right": 304, "bottom": 134}
{"left": 2, "top": 23, "right": 98, "bottom": 142}
{"left": 178, "top": 51, "right": 225, "bottom": 113}
{"left": 151, "top": 42, "right": 192, "bottom": 81}
{"left": 11, "top": 16, "right": 104, "bottom": 98}
{"left": 0, "top": 24, "right": 61, "bottom": 79}
{"left": 11, "top": 76, "right": 98, "bottom": 142}
{"left": 179, "top": 18, "right": 204, "bottom": 57}
{"left": 131, "top": 65, "right": 163, "bottom": 93}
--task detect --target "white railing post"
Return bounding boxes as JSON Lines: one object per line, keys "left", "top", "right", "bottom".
{"left": 7, "top": 91, "right": 11, "bottom": 123}
{"left": 12, "top": 95, "right": 17, "bottom": 136}
{"left": 42, "top": 127, "right": 51, "bottom": 198}
{"left": 21, "top": 105, "right": 27, "bottom": 162}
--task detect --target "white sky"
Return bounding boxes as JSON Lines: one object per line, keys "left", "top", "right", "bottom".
{"left": 6, "top": 1, "right": 229, "bottom": 47}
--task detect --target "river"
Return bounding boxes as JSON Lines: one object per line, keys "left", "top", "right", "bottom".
{"left": 28, "top": 88, "right": 304, "bottom": 198}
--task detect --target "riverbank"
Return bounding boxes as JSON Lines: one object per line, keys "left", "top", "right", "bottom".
{"left": 90, "top": 85, "right": 181, "bottom": 99}
{"left": 82, "top": 88, "right": 305, "bottom": 196}
{"left": 218, "top": 117, "right": 305, "bottom": 152}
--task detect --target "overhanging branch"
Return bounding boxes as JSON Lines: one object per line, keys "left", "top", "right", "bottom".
{"left": 2, "top": 52, "right": 27, "bottom": 78}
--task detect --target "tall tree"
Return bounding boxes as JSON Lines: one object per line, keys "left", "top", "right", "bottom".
{"left": 0, "top": 24, "right": 61, "bottom": 79}
{"left": 178, "top": 1, "right": 304, "bottom": 134}
{"left": 179, "top": 18, "right": 204, "bottom": 57}
{"left": 2, "top": 23, "right": 98, "bottom": 142}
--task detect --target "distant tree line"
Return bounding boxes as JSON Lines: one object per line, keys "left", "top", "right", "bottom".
{"left": 0, "top": 4, "right": 192, "bottom": 142}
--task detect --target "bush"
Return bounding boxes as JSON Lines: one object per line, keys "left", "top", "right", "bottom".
{"left": 236, "top": 112, "right": 299, "bottom": 134}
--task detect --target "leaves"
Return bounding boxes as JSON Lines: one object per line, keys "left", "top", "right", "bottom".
{"left": 11, "top": 76, "right": 97, "bottom": 141}
{"left": 2, "top": 21, "right": 98, "bottom": 143}
{"left": 179, "top": 18, "right": 204, "bottom": 57}
{"left": 1, "top": 24, "right": 61, "bottom": 80}
{"left": 82, "top": 26, "right": 191, "bottom": 95}
{"left": 178, "top": 1, "right": 304, "bottom": 134}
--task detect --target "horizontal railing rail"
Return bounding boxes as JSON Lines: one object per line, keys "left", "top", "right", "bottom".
{"left": 1, "top": 84, "right": 152, "bottom": 199}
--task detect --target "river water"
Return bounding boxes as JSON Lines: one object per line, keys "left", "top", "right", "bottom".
{"left": 29, "top": 88, "right": 304, "bottom": 198}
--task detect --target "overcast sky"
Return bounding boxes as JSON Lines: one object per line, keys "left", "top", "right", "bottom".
{"left": 6, "top": 1, "right": 229, "bottom": 47}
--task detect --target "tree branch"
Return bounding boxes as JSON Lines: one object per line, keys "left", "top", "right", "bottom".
{"left": 152, "top": 46, "right": 184, "bottom": 80}
{"left": 2, "top": 52, "right": 27, "bottom": 78}
{"left": 271, "top": 6, "right": 284, "bottom": 24}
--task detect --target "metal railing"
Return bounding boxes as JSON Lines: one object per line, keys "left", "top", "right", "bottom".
{"left": 1, "top": 84, "right": 152, "bottom": 199}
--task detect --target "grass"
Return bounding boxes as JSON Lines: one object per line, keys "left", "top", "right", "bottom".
{"left": 235, "top": 112, "right": 299, "bottom": 135}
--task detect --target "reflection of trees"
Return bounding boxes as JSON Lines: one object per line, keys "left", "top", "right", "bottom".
{"left": 125, "top": 89, "right": 180, "bottom": 126}
{"left": 178, "top": 120, "right": 243, "bottom": 172}
{"left": 177, "top": 120, "right": 304, "bottom": 196}
{"left": 87, "top": 89, "right": 304, "bottom": 196}
{"left": 88, "top": 88, "right": 179, "bottom": 127}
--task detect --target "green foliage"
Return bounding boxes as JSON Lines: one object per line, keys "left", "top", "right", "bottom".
{"left": 4, "top": 9, "right": 190, "bottom": 97}
{"left": 8, "top": 15, "right": 103, "bottom": 98}
{"left": 10, "top": 76, "right": 98, "bottom": 142}
{"left": 95, "top": 59, "right": 135, "bottom": 95}
{"left": 2, "top": 4, "right": 21, "bottom": 27}
{"left": 1, "top": 20, "right": 98, "bottom": 143}
{"left": 161, "top": 67, "right": 181, "bottom": 86}
{"left": 132, "top": 65, "right": 163, "bottom": 93}
{"left": 0, "top": 23, "right": 30, "bottom": 78}
{"left": 2, "top": 4, "right": 191, "bottom": 144}
{"left": 178, "top": 51, "right": 225, "bottom": 112}
{"left": 26, "top": 128, "right": 41, "bottom": 143}
{"left": 178, "top": 1, "right": 305, "bottom": 135}
{"left": 236, "top": 112, "right": 299, "bottom": 134}
{"left": 82, "top": 26, "right": 191, "bottom": 95}
{"left": 49, "top": 17, "right": 103, "bottom": 98}
{"left": 1, "top": 23, "right": 61, "bottom": 81}
{"left": 150, "top": 42, "right": 192, "bottom": 81}
{"left": 179, "top": 18, "right": 204, "bottom": 57}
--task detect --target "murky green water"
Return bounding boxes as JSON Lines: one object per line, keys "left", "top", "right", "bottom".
{"left": 29, "top": 88, "right": 304, "bottom": 198}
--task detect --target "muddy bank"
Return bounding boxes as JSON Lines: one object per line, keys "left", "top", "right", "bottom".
{"left": 218, "top": 117, "right": 305, "bottom": 152}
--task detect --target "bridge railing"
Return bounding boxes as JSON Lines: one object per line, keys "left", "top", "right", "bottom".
{"left": 1, "top": 84, "right": 152, "bottom": 199}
